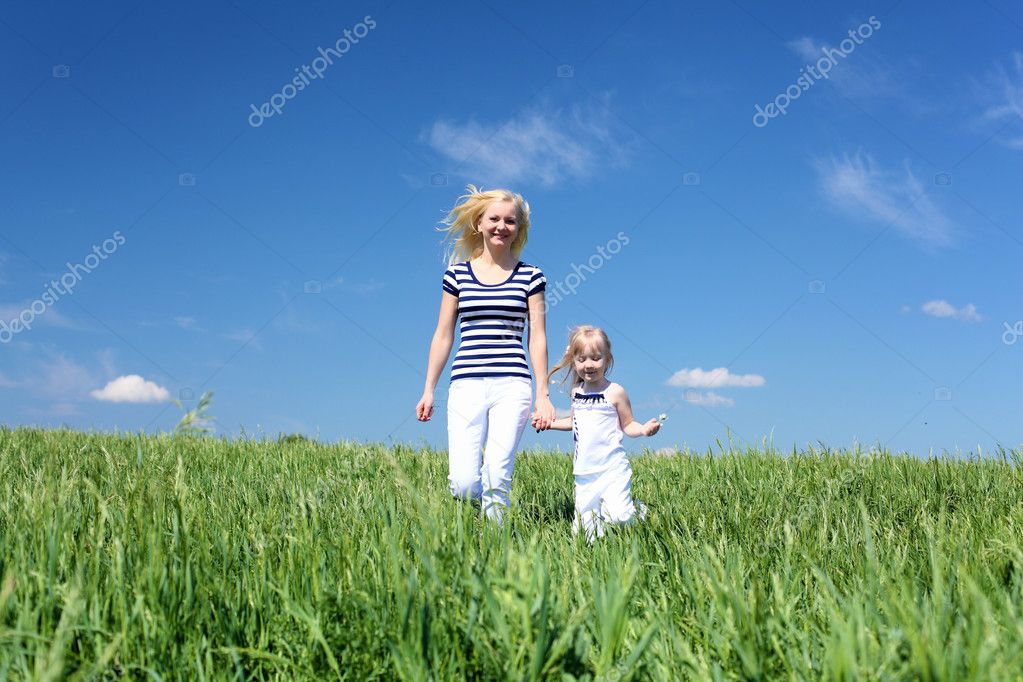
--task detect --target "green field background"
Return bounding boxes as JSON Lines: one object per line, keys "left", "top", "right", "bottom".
{"left": 1, "top": 427, "right": 1022, "bottom": 680}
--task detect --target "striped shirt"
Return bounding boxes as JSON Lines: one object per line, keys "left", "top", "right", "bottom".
{"left": 442, "top": 260, "right": 546, "bottom": 382}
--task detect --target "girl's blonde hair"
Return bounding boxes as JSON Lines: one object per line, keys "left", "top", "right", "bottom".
{"left": 549, "top": 325, "right": 614, "bottom": 388}
{"left": 439, "top": 184, "right": 531, "bottom": 264}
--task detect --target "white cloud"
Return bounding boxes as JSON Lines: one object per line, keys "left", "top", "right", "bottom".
{"left": 981, "top": 51, "right": 1023, "bottom": 149}
{"left": 921, "top": 299, "right": 983, "bottom": 323}
{"left": 814, "top": 151, "right": 954, "bottom": 248}
{"left": 667, "top": 367, "right": 765, "bottom": 389}
{"left": 90, "top": 374, "right": 170, "bottom": 403}
{"left": 423, "top": 96, "right": 630, "bottom": 187}
{"left": 682, "top": 390, "right": 735, "bottom": 407}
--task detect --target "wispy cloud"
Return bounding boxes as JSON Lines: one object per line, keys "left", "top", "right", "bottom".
{"left": 787, "top": 34, "right": 896, "bottom": 102}
{"left": 323, "top": 275, "right": 384, "bottom": 296}
{"left": 423, "top": 96, "right": 630, "bottom": 187}
{"left": 174, "top": 316, "right": 203, "bottom": 331}
{"left": 145, "top": 315, "right": 265, "bottom": 348}
{"left": 224, "top": 327, "right": 263, "bottom": 351}
{"left": 785, "top": 31, "right": 934, "bottom": 116}
{"left": 29, "top": 351, "right": 99, "bottom": 401}
{"left": 682, "top": 390, "right": 735, "bottom": 407}
{"left": 23, "top": 402, "right": 83, "bottom": 419}
{"left": 980, "top": 51, "right": 1023, "bottom": 149}
{"left": 0, "top": 302, "right": 77, "bottom": 330}
{"left": 90, "top": 374, "right": 170, "bottom": 403}
{"left": 667, "top": 367, "right": 766, "bottom": 389}
{"left": 921, "top": 299, "right": 983, "bottom": 323}
{"left": 813, "top": 151, "right": 954, "bottom": 248}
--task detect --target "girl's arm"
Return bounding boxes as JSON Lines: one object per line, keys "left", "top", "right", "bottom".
{"left": 526, "top": 292, "right": 556, "bottom": 430}
{"left": 416, "top": 292, "right": 458, "bottom": 421}
{"left": 607, "top": 384, "right": 661, "bottom": 437}
{"left": 547, "top": 416, "right": 572, "bottom": 431}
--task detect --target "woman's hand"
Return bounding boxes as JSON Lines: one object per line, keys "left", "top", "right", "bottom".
{"left": 416, "top": 390, "right": 434, "bottom": 421}
{"left": 532, "top": 395, "right": 556, "bottom": 431}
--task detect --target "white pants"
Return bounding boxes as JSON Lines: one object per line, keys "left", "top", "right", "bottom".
{"left": 573, "top": 458, "right": 642, "bottom": 542}
{"left": 446, "top": 376, "right": 533, "bottom": 522}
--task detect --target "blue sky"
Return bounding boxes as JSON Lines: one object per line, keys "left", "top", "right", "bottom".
{"left": 1, "top": 0, "right": 1020, "bottom": 456}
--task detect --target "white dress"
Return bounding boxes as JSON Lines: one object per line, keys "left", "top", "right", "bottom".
{"left": 571, "top": 384, "right": 641, "bottom": 540}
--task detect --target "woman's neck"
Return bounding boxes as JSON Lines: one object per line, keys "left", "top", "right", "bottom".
{"left": 473, "top": 244, "right": 516, "bottom": 268}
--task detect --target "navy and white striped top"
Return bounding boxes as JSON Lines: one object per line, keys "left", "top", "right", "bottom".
{"left": 442, "top": 260, "right": 546, "bottom": 382}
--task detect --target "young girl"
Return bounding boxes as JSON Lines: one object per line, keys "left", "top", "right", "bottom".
{"left": 416, "top": 185, "right": 556, "bottom": 523}
{"left": 534, "top": 325, "right": 661, "bottom": 541}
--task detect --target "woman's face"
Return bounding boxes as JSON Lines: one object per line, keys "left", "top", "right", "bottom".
{"left": 573, "top": 343, "right": 607, "bottom": 384}
{"left": 476, "top": 200, "right": 519, "bottom": 252}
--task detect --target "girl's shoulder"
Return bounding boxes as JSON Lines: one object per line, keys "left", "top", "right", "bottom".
{"left": 603, "top": 382, "right": 627, "bottom": 399}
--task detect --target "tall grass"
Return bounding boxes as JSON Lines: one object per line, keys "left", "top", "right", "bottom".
{"left": 1, "top": 427, "right": 1021, "bottom": 679}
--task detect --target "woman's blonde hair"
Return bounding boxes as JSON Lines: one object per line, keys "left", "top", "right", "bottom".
{"left": 439, "top": 184, "right": 531, "bottom": 264}
{"left": 549, "top": 325, "right": 614, "bottom": 389}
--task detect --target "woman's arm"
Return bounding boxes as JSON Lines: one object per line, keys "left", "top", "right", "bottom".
{"left": 526, "top": 293, "right": 556, "bottom": 430}
{"left": 607, "top": 384, "right": 661, "bottom": 437}
{"left": 416, "top": 292, "right": 458, "bottom": 421}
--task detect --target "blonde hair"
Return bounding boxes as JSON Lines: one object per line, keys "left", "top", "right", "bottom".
{"left": 549, "top": 325, "right": 614, "bottom": 389}
{"left": 439, "top": 184, "right": 531, "bottom": 264}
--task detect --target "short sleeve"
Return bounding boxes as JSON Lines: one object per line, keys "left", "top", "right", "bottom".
{"left": 527, "top": 266, "right": 546, "bottom": 297}
{"left": 442, "top": 266, "right": 459, "bottom": 297}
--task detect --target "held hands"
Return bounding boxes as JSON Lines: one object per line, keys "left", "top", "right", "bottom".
{"left": 531, "top": 396, "right": 556, "bottom": 432}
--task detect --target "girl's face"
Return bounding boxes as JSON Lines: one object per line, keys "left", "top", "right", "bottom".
{"left": 476, "top": 200, "right": 519, "bottom": 252}
{"left": 573, "top": 342, "right": 607, "bottom": 384}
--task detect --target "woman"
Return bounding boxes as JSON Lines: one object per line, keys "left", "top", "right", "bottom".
{"left": 416, "top": 185, "right": 556, "bottom": 522}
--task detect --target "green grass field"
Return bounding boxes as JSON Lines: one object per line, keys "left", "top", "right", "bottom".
{"left": 1, "top": 427, "right": 1022, "bottom": 680}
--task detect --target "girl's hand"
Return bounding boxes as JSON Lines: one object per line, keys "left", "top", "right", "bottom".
{"left": 533, "top": 396, "right": 556, "bottom": 431}
{"left": 642, "top": 418, "right": 661, "bottom": 437}
{"left": 416, "top": 391, "right": 434, "bottom": 421}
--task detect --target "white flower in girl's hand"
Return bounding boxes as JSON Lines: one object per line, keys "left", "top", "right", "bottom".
{"left": 658, "top": 413, "right": 668, "bottom": 422}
